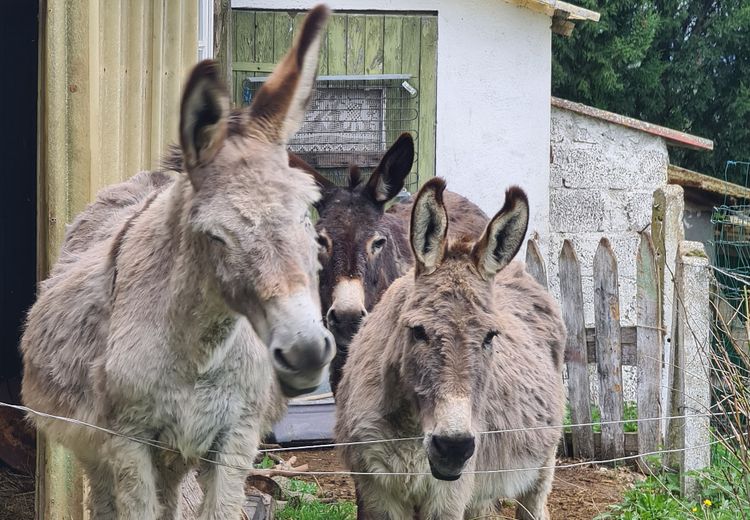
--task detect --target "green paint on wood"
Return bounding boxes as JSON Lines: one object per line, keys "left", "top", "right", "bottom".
{"left": 254, "top": 12, "right": 275, "bottom": 63}
{"left": 273, "top": 12, "right": 293, "bottom": 63}
{"left": 346, "top": 15, "right": 365, "bottom": 75}
{"left": 232, "top": 10, "right": 254, "bottom": 106}
{"left": 364, "top": 16, "right": 384, "bottom": 74}
{"left": 327, "top": 15, "right": 347, "bottom": 75}
{"left": 417, "top": 16, "right": 437, "bottom": 187}
{"left": 232, "top": 62, "right": 276, "bottom": 73}
{"left": 383, "top": 16, "right": 404, "bottom": 149}
{"left": 401, "top": 16, "right": 421, "bottom": 185}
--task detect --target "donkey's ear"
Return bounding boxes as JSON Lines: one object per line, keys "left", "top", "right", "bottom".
{"left": 288, "top": 152, "right": 335, "bottom": 190}
{"left": 179, "top": 60, "right": 230, "bottom": 181}
{"left": 365, "top": 133, "right": 415, "bottom": 203}
{"left": 248, "top": 5, "right": 329, "bottom": 144}
{"left": 472, "top": 187, "right": 529, "bottom": 280}
{"left": 410, "top": 178, "right": 449, "bottom": 276}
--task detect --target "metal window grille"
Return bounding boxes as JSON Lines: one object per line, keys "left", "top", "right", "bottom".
{"left": 242, "top": 74, "right": 421, "bottom": 192}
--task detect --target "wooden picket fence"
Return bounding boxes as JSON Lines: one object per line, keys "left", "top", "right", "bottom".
{"left": 526, "top": 235, "right": 663, "bottom": 461}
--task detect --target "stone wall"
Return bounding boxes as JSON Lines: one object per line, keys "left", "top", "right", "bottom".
{"left": 548, "top": 106, "right": 670, "bottom": 328}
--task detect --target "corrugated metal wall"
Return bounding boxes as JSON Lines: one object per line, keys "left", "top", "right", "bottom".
{"left": 36, "top": 3, "right": 198, "bottom": 518}
{"left": 40, "top": 0, "right": 198, "bottom": 271}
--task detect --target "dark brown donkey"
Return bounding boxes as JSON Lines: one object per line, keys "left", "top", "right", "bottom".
{"left": 297, "top": 134, "right": 489, "bottom": 394}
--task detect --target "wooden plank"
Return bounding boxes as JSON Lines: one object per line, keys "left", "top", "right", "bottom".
{"left": 416, "top": 16, "right": 437, "bottom": 187}
{"left": 346, "top": 14, "right": 365, "bottom": 75}
{"left": 214, "top": 0, "right": 232, "bottom": 90}
{"left": 383, "top": 16, "right": 403, "bottom": 149}
{"left": 273, "top": 11, "right": 293, "bottom": 63}
{"left": 254, "top": 12, "right": 275, "bottom": 64}
{"left": 636, "top": 231, "right": 662, "bottom": 462}
{"left": 593, "top": 238, "right": 625, "bottom": 461}
{"left": 364, "top": 15, "right": 384, "bottom": 75}
{"left": 668, "top": 163, "right": 750, "bottom": 201}
{"left": 401, "top": 16, "right": 421, "bottom": 186}
{"left": 232, "top": 9, "right": 255, "bottom": 105}
{"left": 316, "top": 13, "right": 329, "bottom": 75}
{"left": 525, "top": 238, "right": 548, "bottom": 289}
{"left": 585, "top": 326, "right": 637, "bottom": 365}
{"left": 327, "top": 14, "right": 347, "bottom": 75}
{"left": 558, "top": 240, "right": 595, "bottom": 459}
{"left": 232, "top": 61, "right": 276, "bottom": 73}
{"left": 561, "top": 432, "right": 639, "bottom": 458}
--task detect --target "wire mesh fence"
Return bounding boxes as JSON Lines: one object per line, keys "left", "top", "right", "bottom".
{"left": 242, "top": 75, "right": 421, "bottom": 192}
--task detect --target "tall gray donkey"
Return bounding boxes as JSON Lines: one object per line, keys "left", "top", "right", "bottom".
{"left": 20, "top": 5, "right": 334, "bottom": 519}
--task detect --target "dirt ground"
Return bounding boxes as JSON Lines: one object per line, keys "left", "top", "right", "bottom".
{"left": 278, "top": 448, "right": 638, "bottom": 519}
{"left": 0, "top": 449, "right": 637, "bottom": 519}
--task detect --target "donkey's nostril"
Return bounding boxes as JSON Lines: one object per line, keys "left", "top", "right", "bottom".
{"left": 431, "top": 435, "right": 476, "bottom": 462}
{"left": 327, "top": 309, "right": 339, "bottom": 324}
{"left": 273, "top": 348, "right": 295, "bottom": 371}
{"left": 360, "top": 309, "right": 367, "bottom": 318}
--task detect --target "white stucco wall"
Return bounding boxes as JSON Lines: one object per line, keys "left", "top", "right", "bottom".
{"left": 233, "top": 0, "right": 553, "bottom": 251}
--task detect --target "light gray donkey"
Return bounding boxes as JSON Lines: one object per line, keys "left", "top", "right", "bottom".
{"left": 21, "top": 5, "right": 334, "bottom": 519}
{"left": 335, "top": 178, "right": 566, "bottom": 519}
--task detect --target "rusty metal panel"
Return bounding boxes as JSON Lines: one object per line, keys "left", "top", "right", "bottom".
{"left": 40, "top": 0, "right": 198, "bottom": 269}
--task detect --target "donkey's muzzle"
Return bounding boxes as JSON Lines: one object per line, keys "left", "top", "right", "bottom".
{"left": 427, "top": 434, "right": 475, "bottom": 481}
{"left": 326, "top": 308, "right": 366, "bottom": 345}
{"left": 271, "top": 330, "right": 335, "bottom": 397}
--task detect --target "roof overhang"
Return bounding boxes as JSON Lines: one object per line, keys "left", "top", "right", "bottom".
{"left": 505, "top": 0, "right": 600, "bottom": 36}
{"left": 668, "top": 164, "right": 750, "bottom": 204}
{"left": 552, "top": 97, "right": 714, "bottom": 151}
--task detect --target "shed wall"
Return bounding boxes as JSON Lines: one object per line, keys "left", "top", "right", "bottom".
{"left": 548, "top": 106, "right": 670, "bottom": 328}
{"left": 40, "top": 0, "right": 199, "bottom": 270}
{"left": 232, "top": 0, "right": 553, "bottom": 254}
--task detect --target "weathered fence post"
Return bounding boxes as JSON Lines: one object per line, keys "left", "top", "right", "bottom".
{"left": 636, "top": 232, "right": 662, "bottom": 465}
{"left": 651, "top": 186, "right": 685, "bottom": 435}
{"left": 667, "top": 241, "right": 711, "bottom": 498}
{"left": 593, "top": 238, "right": 624, "bottom": 461}
{"left": 525, "top": 238, "right": 548, "bottom": 289}
{"left": 558, "top": 240, "right": 595, "bottom": 459}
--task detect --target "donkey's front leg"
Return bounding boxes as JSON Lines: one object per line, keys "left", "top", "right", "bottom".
{"left": 155, "top": 452, "right": 191, "bottom": 520}
{"left": 107, "top": 436, "right": 161, "bottom": 520}
{"left": 514, "top": 453, "right": 555, "bottom": 520}
{"left": 197, "top": 429, "right": 258, "bottom": 520}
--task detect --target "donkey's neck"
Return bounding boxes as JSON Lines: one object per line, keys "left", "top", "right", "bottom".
{"left": 147, "top": 177, "right": 237, "bottom": 363}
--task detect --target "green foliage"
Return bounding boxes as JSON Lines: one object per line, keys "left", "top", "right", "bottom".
{"left": 563, "top": 401, "right": 638, "bottom": 433}
{"left": 255, "top": 456, "right": 275, "bottom": 470}
{"left": 596, "top": 443, "right": 750, "bottom": 519}
{"left": 276, "top": 500, "right": 357, "bottom": 520}
{"left": 553, "top": 1, "right": 750, "bottom": 178}
{"left": 286, "top": 478, "right": 319, "bottom": 496}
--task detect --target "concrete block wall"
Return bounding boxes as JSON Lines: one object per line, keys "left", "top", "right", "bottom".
{"left": 547, "top": 106, "right": 669, "bottom": 328}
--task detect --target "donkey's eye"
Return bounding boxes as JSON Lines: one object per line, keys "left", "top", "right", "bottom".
{"left": 371, "top": 237, "right": 387, "bottom": 254}
{"left": 316, "top": 234, "right": 331, "bottom": 253}
{"left": 411, "top": 325, "right": 428, "bottom": 343}
{"left": 206, "top": 232, "right": 226, "bottom": 246}
{"left": 482, "top": 330, "right": 498, "bottom": 351}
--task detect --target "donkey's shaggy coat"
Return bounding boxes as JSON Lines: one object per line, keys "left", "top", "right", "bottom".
{"left": 336, "top": 179, "right": 566, "bottom": 519}
{"left": 21, "top": 6, "right": 333, "bottom": 519}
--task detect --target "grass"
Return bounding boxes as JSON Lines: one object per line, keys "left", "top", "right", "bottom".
{"left": 275, "top": 500, "right": 356, "bottom": 520}
{"left": 563, "top": 401, "right": 639, "bottom": 433}
{"left": 595, "top": 443, "right": 750, "bottom": 519}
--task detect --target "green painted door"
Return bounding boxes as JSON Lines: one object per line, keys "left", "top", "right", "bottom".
{"left": 232, "top": 10, "right": 437, "bottom": 189}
